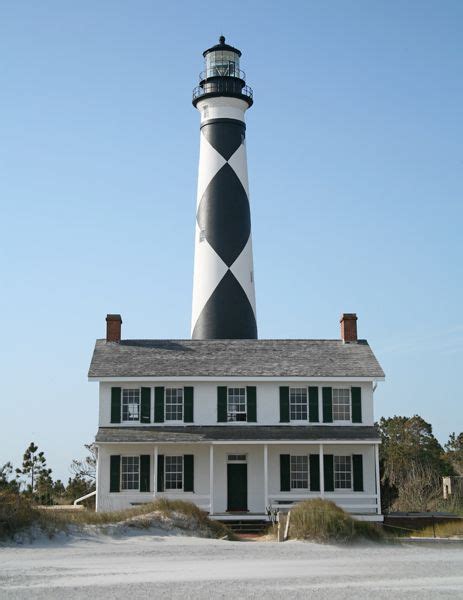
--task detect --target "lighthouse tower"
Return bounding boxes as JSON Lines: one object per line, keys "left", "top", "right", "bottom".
{"left": 191, "top": 37, "right": 257, "bottom": 340}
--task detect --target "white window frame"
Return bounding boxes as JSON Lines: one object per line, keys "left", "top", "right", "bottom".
{"left": 289, "top": 387, "right": 308, "bottom": 423}
{"left": 164, "top": 387, "right": 184, "bottom": 423}
{"left": 332, "top": 387, "right": 352, "bottom": 423}
{"left": 164, "top": 455, "right": 184, "bottom": 491}
{"left": 334, "top": 455, "right": 352, "bottom": 491}
{"left": 290, "top": 454, "right": 309, "bottom": 490}
{"left": 120, "top": 455, "right": 140, "bottom": 491}
{"left": 121, "top": 388, "right": 141, "bottom": 423}
{"left": 227, "top": 387, "right": 247, "bottom": 422}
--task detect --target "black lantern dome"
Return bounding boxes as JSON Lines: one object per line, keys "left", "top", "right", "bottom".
{"left": 192, "top": 36, "right": 253, "bottom": 107}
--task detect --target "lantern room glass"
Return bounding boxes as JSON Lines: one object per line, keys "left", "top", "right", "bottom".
{"left": 205, "top": 50, "right": 241, "bottom": 78}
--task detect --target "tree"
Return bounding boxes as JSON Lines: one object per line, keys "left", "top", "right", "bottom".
{"left": 35, "top": 470, "right": 55, "bottom": 505}
{"left": 70, "top": 444, "right": 97, "bottom": 483}
{"left": 445, "top": 432, "right": 463, "bottom": 475}
{"left": 377, "top": 415, "right": 453, "bottom": 512}
{"left": 15, "top": 442, "right": 52, "bottom": 497}
{"left": 65, "top": 475, "right": 94, "bottom": 503}
{"left": 53, "top": 479, "right": 66, "bottom": 497}
{"left": 0, "top": 462, "right": 20, "bottom": 493}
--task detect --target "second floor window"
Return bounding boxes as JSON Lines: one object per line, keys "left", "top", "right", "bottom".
{"left": 332, "top": 388, "right": 351, "bottom": 421}
{"left": 122, "top": 389, "right": 140, "bottom": 421}
{"left": 290, "top": 388, "right": 308, "bottom": 421}
{"left": 227, "top": 388, "right": 247, "bottom": 422}
{"left": 165, "top": 388, "right": 183, "bottom": 421}
{"left": 290, "top": 455, "right": 308, "bottom": 489}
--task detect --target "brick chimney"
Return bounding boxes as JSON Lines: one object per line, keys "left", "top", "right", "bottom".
{"left": 340, "top": 313, "right": 358, "bottom": 342}
{"left": 106, "top": 314, "right": 122, "bottom": 342}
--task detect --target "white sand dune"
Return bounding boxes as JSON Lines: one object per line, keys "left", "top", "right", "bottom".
{"left": 1, "top": 531, "right": 462, "bottom": 599}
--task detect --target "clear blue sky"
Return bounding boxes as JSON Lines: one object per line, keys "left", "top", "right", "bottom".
{"left": 1, "top": 1, "right": 462, "bottom": 482}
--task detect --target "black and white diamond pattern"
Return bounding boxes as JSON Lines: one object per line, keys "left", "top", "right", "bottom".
{"left": 191, "top": 118, "right": 257, "bottom": 339}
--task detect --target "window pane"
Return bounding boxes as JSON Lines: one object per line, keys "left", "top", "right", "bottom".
{"left": 122, "top": 389, "right": 140, "bottom": 421}
{"left": 165, "top": 388, "right": 183, "bottom": 421}
{"left": 290, "top": 455, "right": 308, "bottom": 489}
{"left": 332, "top": 388, "right": 351, "bottom": 421}
{"left": 121, "top": 456, "right": 139, "bottom": 490}
{"left": 165, "top": 456, "right": 183, "bottom": 490}
{"left": 227, "top": 388, "right": 247, "bottom": 422}
{"left": 334, "top": 455, "right": 352, "bottom": 489}
{"left": 290, "top": 388, "right": 308, "bottom": 421}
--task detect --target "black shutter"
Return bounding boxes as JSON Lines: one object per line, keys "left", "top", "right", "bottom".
{"left": 140, "top": 387, "right": 151, "bottom": 423}
{"left": 183, "top": 455, "right": 194, "bottom": 492}
{"left": 279, "top": 387, "right": 290, "bottom": 423}
{"left": 323, "top": 454, "right": 334, "bottom": 492}
{"left": 110, "top": 455, "right": 120, "bottom": 492}
{"left": 353, "top": 454, "right": 364, "bottom": 491}
{"left": 110, "top": 387, "right": 121, "bottom": 424}
{"left": 154, "top": 387, "right": 165, "bottom": 423}
{"left": 157, "top": 454, "right": 164, "bottom": 492}
{"left": 309, "top": 454, "right": 320, "bottom": 491}
{"left": 280, "top": 454, "right": 290, "bottom": 491}
{"left": 184, "top": 387, "right": 194, "bottom": 423}
{"left": 351, "top": 387, "right": 362, "bottom": 423}
{"left": 217, "top": 386, "right": 227, "bottom": 422}
{"left": 308, "top": 387, "right": 319, "bottom": 423}
{"left": 246, "top": 386, "right": 257, "bottom": 422}
{"left": 140, "top": 455, "right": 150, "bottom": 492}
{"left": 322, "top": 387, "right": 333, "bottom": 423}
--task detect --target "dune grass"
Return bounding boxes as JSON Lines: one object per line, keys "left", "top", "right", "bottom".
{"left": 0, "top": 492, "right": 232, "bottom": 540}
{"left": 411, "top": 520, "right": 463, "bottom": 538}
{"left": 0, "top": 492, "right": 39, "bottom": 539}
{"left": 289, "top": 498, "right": 385, "bottom": 543}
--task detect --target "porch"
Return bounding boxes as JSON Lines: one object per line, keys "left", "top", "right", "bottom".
{"left": 96, "top": 433, "right": 382, "bottom": 520}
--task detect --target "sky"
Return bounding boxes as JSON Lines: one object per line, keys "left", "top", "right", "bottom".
{"left": 1, "top": 1, "right": 462, "bottom": 482}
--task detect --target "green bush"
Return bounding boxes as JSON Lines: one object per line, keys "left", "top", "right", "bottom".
{"left": 0, "top": 491, "right": 38, "bottom": 539}
{"left": 289, "top": 498, "right": 384, "bottom": 543}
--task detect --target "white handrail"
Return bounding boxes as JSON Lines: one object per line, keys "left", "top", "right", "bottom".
{"left": 73, "top": 490, "right": 96, "bottom": 506}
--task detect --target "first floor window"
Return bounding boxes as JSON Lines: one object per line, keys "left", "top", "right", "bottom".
{"left": 227, "top": 388, "right": 247, "bottom": 422}
{"left": 165, "top": 388, "right": 183, "bottom": 421}
{"left": 290, "top": 387, "right": 308, "bottom": 421}
{"left": 165, "top": 456, "right": 183, "bottom": 490}
{"left": 334, "top": 455, "right": 352, "bottom": 489}
{"left": 332, "top": 388, "right": 351, "bottom": 421}
{"left": 121, "top": 456, "right": 139, "bottom": 490}
{"left": 290, "top": 455, "right": 309, "bottom": 489}
{"left": 122, "top": 388, "right": 140, "bottom": 421}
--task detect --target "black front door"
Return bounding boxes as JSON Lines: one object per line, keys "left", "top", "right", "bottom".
{"left": 227, "top": 463, "right": 248, "bottom": 511}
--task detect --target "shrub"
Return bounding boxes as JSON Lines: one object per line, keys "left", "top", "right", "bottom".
{"left": 289, "top": 498, "right": 384, "bottom": 543}
{"left": 0, "top": 491, "right": 38, "bottom": 539}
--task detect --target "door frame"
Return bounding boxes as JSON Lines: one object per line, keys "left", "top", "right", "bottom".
{"left": 226, "top": 454, "right": 248, "bottom": 512}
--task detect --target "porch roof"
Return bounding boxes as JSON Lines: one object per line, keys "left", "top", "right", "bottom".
{"left": 95, "top": 425, "right": 380, "bottom": 444}
{"left": 88, "top": 339, "right": 385, "bottom": 379}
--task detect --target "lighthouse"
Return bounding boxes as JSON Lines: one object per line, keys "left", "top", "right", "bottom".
{"left": 191, "top": 37, "right": 257, "bottom": 340}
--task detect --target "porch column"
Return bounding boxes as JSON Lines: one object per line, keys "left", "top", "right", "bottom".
{"left": 154, "top": 445, "right": 158, "bottom": 496}
{"left": 263, "top": 443, "right": 268, "bottom": 510}
{"left": 209, "top": 445, "right": 214, "bottom": 515}
{"left": 374, "top": 443, "right": 381, "bottom": 514}
{"left": 319, "top": 443, "right": 324, "bottom": 497}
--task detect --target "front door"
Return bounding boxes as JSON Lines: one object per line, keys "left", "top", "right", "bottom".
{"left": 227, "top": 463, "right": 248, "bottom": 512}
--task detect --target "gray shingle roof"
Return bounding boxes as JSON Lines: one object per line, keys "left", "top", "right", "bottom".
{"left": 96, "top": 425, "right": 380, "bottom": 443}
{"left": 88, "top": 339, "right": 384, "bottom": 379}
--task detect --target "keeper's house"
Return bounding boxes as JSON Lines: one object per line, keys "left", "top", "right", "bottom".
{"left": 88, "top": 313, "right": 385, "bottom": 521}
